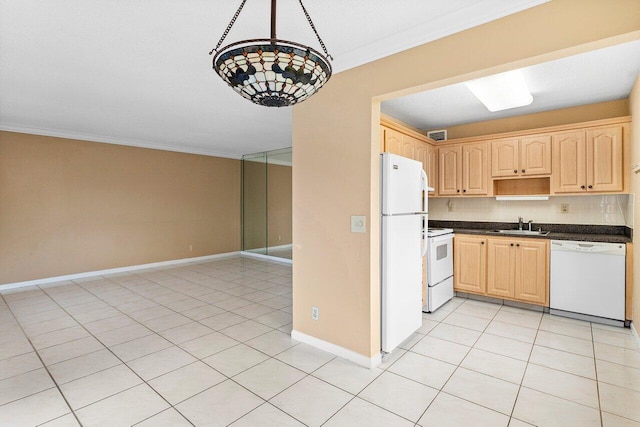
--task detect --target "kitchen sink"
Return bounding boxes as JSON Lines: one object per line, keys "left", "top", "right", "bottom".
{"left": 488, "top": 229, "right": 551, "bottom": 236}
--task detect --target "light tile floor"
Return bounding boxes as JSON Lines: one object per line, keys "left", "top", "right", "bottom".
{"left": 2, "top": 256, "right": 640, "bottom": 426}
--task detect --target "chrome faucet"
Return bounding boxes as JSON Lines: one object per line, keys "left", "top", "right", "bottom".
{"left": 518, "top": 216, "right": 524, "bottom": 230}
{"left": 528, "top": 220, "right": 534, "bottom": 231}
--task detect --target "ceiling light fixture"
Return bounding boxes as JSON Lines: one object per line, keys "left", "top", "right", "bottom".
{"left": 464, "top": 70, "right": 533, "bottom": 112}
{"left": 209, "top": 0, "right": 332, "bottom": 108}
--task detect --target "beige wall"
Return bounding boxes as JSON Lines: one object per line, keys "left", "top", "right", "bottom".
{"left": 293, "top": 0, "right": 640, "bottom": 359}
{"left": 630, "top": 74, "right": 640, "bottom": 323}
{"left": 443, "top": 99, "right": 630, "bottom": 139}
{"left": 0, "top": 131, "right": 241, "bottom": 285}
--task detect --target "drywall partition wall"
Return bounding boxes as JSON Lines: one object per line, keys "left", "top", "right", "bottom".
{"left": 292, "top": 0, "right": 640, "bottom": 361}
{"left": 443, "top": 99, "right": 630, "bottom": 140}
{"left": 0, "top": 131, "right": 241, "bottom": 285}
{"left": 630, "top": 74, "right": 640, "bottom": 323}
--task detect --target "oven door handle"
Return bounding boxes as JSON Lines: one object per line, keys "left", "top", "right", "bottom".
{"left": 428, "top": 233, "right": 454, "bottom": 244}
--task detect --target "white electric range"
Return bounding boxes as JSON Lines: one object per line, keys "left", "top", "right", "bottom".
{"left": 423, "top": 227, "right": 454, "bottom": 312}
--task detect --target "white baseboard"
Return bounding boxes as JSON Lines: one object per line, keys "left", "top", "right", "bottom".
{"left": 241, "top": 251, "right": 292, "bottom": 265}
{"left": 0, "top": 251, "right": 241, "bottom": 291}
{"left": 267, "top": 244, "right": 293, "bottom": 251}
{"left": 291, "top": 329, "right": 382, "bottom": 369}
{"left": 631, "top": 323, "right": 640, "bottom": 350}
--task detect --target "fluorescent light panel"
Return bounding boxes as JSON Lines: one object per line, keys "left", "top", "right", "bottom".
{"left": 465, "top": 70, "right": 533, "bottom": 112}
{"left": 495, "top": 196, "right": 549, "bottom": 201}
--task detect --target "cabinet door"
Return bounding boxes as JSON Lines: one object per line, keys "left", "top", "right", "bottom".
{"left": 521, "top": 135, "right": 552, "bottom": 176}
{"left": 486, "top": 239, "right": 515, "bottom": 298}
{"left": 514, "top": 239, "right": 548, "bottom": 305}
{"left": 415, "top": 140, "right": 429, "bottom": 172}
{"left": 427, "top": 144, "right": 438, "bottom": 195}
{"left": 453, "top": 235, "right": 486, "bottom": 294}
{"left": 587, "top": 126, "right": 623, "bottom": 192}
{"left": 401, "top": 135, "right": 417, "bottom": 159}
{"left": 417, "top": 141, "right": 438, "bottom": 194}
{"left": 491, "top": 139, "right": 519, "bottom": 177}
{"left": 384, "top": 128, "right": 404, "bottom": 156}
{"left": 463, "top": 143, "right": 488, "bottom": 195}
{"left": 438, "top": 146, "right": 462, "bottom": 196}
{"left": 552, "top": 131, "right": 586, "bottom": 193}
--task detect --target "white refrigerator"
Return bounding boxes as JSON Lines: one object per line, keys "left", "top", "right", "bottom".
{"left": 381, "top": 153, "right": 428, "bottom": 353}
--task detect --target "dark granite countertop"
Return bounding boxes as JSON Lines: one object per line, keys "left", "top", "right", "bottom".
{"left": 429, "top": 220, "right": 632, "bottom": 244}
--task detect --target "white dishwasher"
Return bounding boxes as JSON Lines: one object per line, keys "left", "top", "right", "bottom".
{"left": 550, "top": 240, "right": 626, "bottom": 325}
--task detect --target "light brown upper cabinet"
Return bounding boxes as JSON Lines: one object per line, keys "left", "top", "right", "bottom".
{"left": 382, "top": 127, "right": 403, "bottom": 156}
{"left": 439, "top": 142, "right": 488, "bottom": 196}
{"left": 427, "top": 144, "right": 438, "bottom": 193}
{"left": 382, "top": 126, "right": 417, "bottom": 160}
{"left": 491, "top": 135, "right": 551, "bottom": 178}
{"left": 552, "top": 125, "right": 623, "bottom": 193}
{"left": 415, "top": 141, "right": 437, "bottom": 193}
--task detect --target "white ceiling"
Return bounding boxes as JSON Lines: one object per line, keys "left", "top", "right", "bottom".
{"left": 0, "top": 0, "right": 548, "bottom": 158}
{"left": 382, "top": 39, "right": 640, "bottom": 131}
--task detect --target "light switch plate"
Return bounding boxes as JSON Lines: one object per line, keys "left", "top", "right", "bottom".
{"left": 351, "top": 215, "right": 366, "bottom": 233}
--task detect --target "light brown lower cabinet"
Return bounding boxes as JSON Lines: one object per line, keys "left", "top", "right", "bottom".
{"left": 455, "top": 234, "right": 549, "bottom": 306}
{"left": 453, "top": 235, "right": 486, "bottom": 294}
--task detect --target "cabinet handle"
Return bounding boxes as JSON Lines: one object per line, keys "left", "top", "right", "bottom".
{"left": 516, "top": 243, "right": 520, "bottom": 247}
{"left": 457, "top": 189, "right": 460, "bottom": 193}
{"left": 513, "top": 169, "right": 518, "bottom": 173}
{"left": 581, "top": 185, "right": 586, "bottom": 189}
{"left": 463, "top": 189, "right": 467, "bottom": 193}
{"left": 510, "top": 243, "right": 514, "bottom": 247}
{"left": 522, "top": 169, "right": 526, "bottom": 173}
{"left": 588, "top": 185, "right": 593, "bottom": 189}
{"left": 481, "top": 241, "right": 485, "bottom": 245}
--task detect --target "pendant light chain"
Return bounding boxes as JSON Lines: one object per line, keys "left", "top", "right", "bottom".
{"left": 297, "top": 0, "right": 332, "bottom": 60}
{"left": 209, "top": 0, "right": 248, "bottom": 55}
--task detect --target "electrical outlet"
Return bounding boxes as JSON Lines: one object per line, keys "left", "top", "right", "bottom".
{"left": 189, "top": 244, "right": 193, "bottom": 251}
{"left": 311, "top": 306, "right": 319, "bottom": 320}
{"left": 560, "top": 204, "right": 569, "bottom": 214}
{"left": 447, "top": 200, "right": 454, "bottom": 212}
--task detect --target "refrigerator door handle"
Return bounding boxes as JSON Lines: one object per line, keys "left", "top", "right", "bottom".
{"left": 420, "top": 214, "right": 428, "bottom": 257}
{"left": 420, "top": 169, "right": 428, "bottom": 213}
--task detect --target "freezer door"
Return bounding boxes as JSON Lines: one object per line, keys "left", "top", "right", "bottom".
{"left": 381, "top": 214, "right": 423, "bottom": 353}
{"left": 381, "top": 153, "right": 425, "bottom": 215}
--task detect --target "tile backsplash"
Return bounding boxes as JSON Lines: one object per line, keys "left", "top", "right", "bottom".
{"left": 429, "top": 195, "right": 633, "bottom": 227}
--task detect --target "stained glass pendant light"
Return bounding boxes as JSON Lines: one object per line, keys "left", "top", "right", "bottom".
{"left": 210, "top": 0, "right": 333, "bottom": 107}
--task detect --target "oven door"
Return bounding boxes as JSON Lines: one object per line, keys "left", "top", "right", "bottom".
{"left": 427, "top": 233, "right": 454, "bottom": 287}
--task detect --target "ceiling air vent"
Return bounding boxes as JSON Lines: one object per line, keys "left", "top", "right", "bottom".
{"left": 427, "top": 129, "right": 447, "bottom": 141}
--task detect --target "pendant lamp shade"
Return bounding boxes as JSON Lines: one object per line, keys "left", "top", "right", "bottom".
{"left": 210, "top": 0, "right": 332, "bottom": 108}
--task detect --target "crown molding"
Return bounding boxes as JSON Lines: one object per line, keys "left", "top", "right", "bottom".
{"left": 0, "top": 123, "right": 242, "bottom": 159}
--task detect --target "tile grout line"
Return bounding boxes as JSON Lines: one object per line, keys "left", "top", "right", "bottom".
{"left": 38, "top": 276, "right": 200, "bottom": 425}
{"left": 412, "top": 299, "right": 506, "bottom": 424}
{"left": 0, "top": 292, "right": 84, "bottom": 427}
{"left": 507, "top": 307, "right": 544, "bottom": 425}
{"left": 56, "top": 257, "right": 293, "bottom": 425}
{"left": 591, "top": 322, "right": 604, "bottom": 427}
